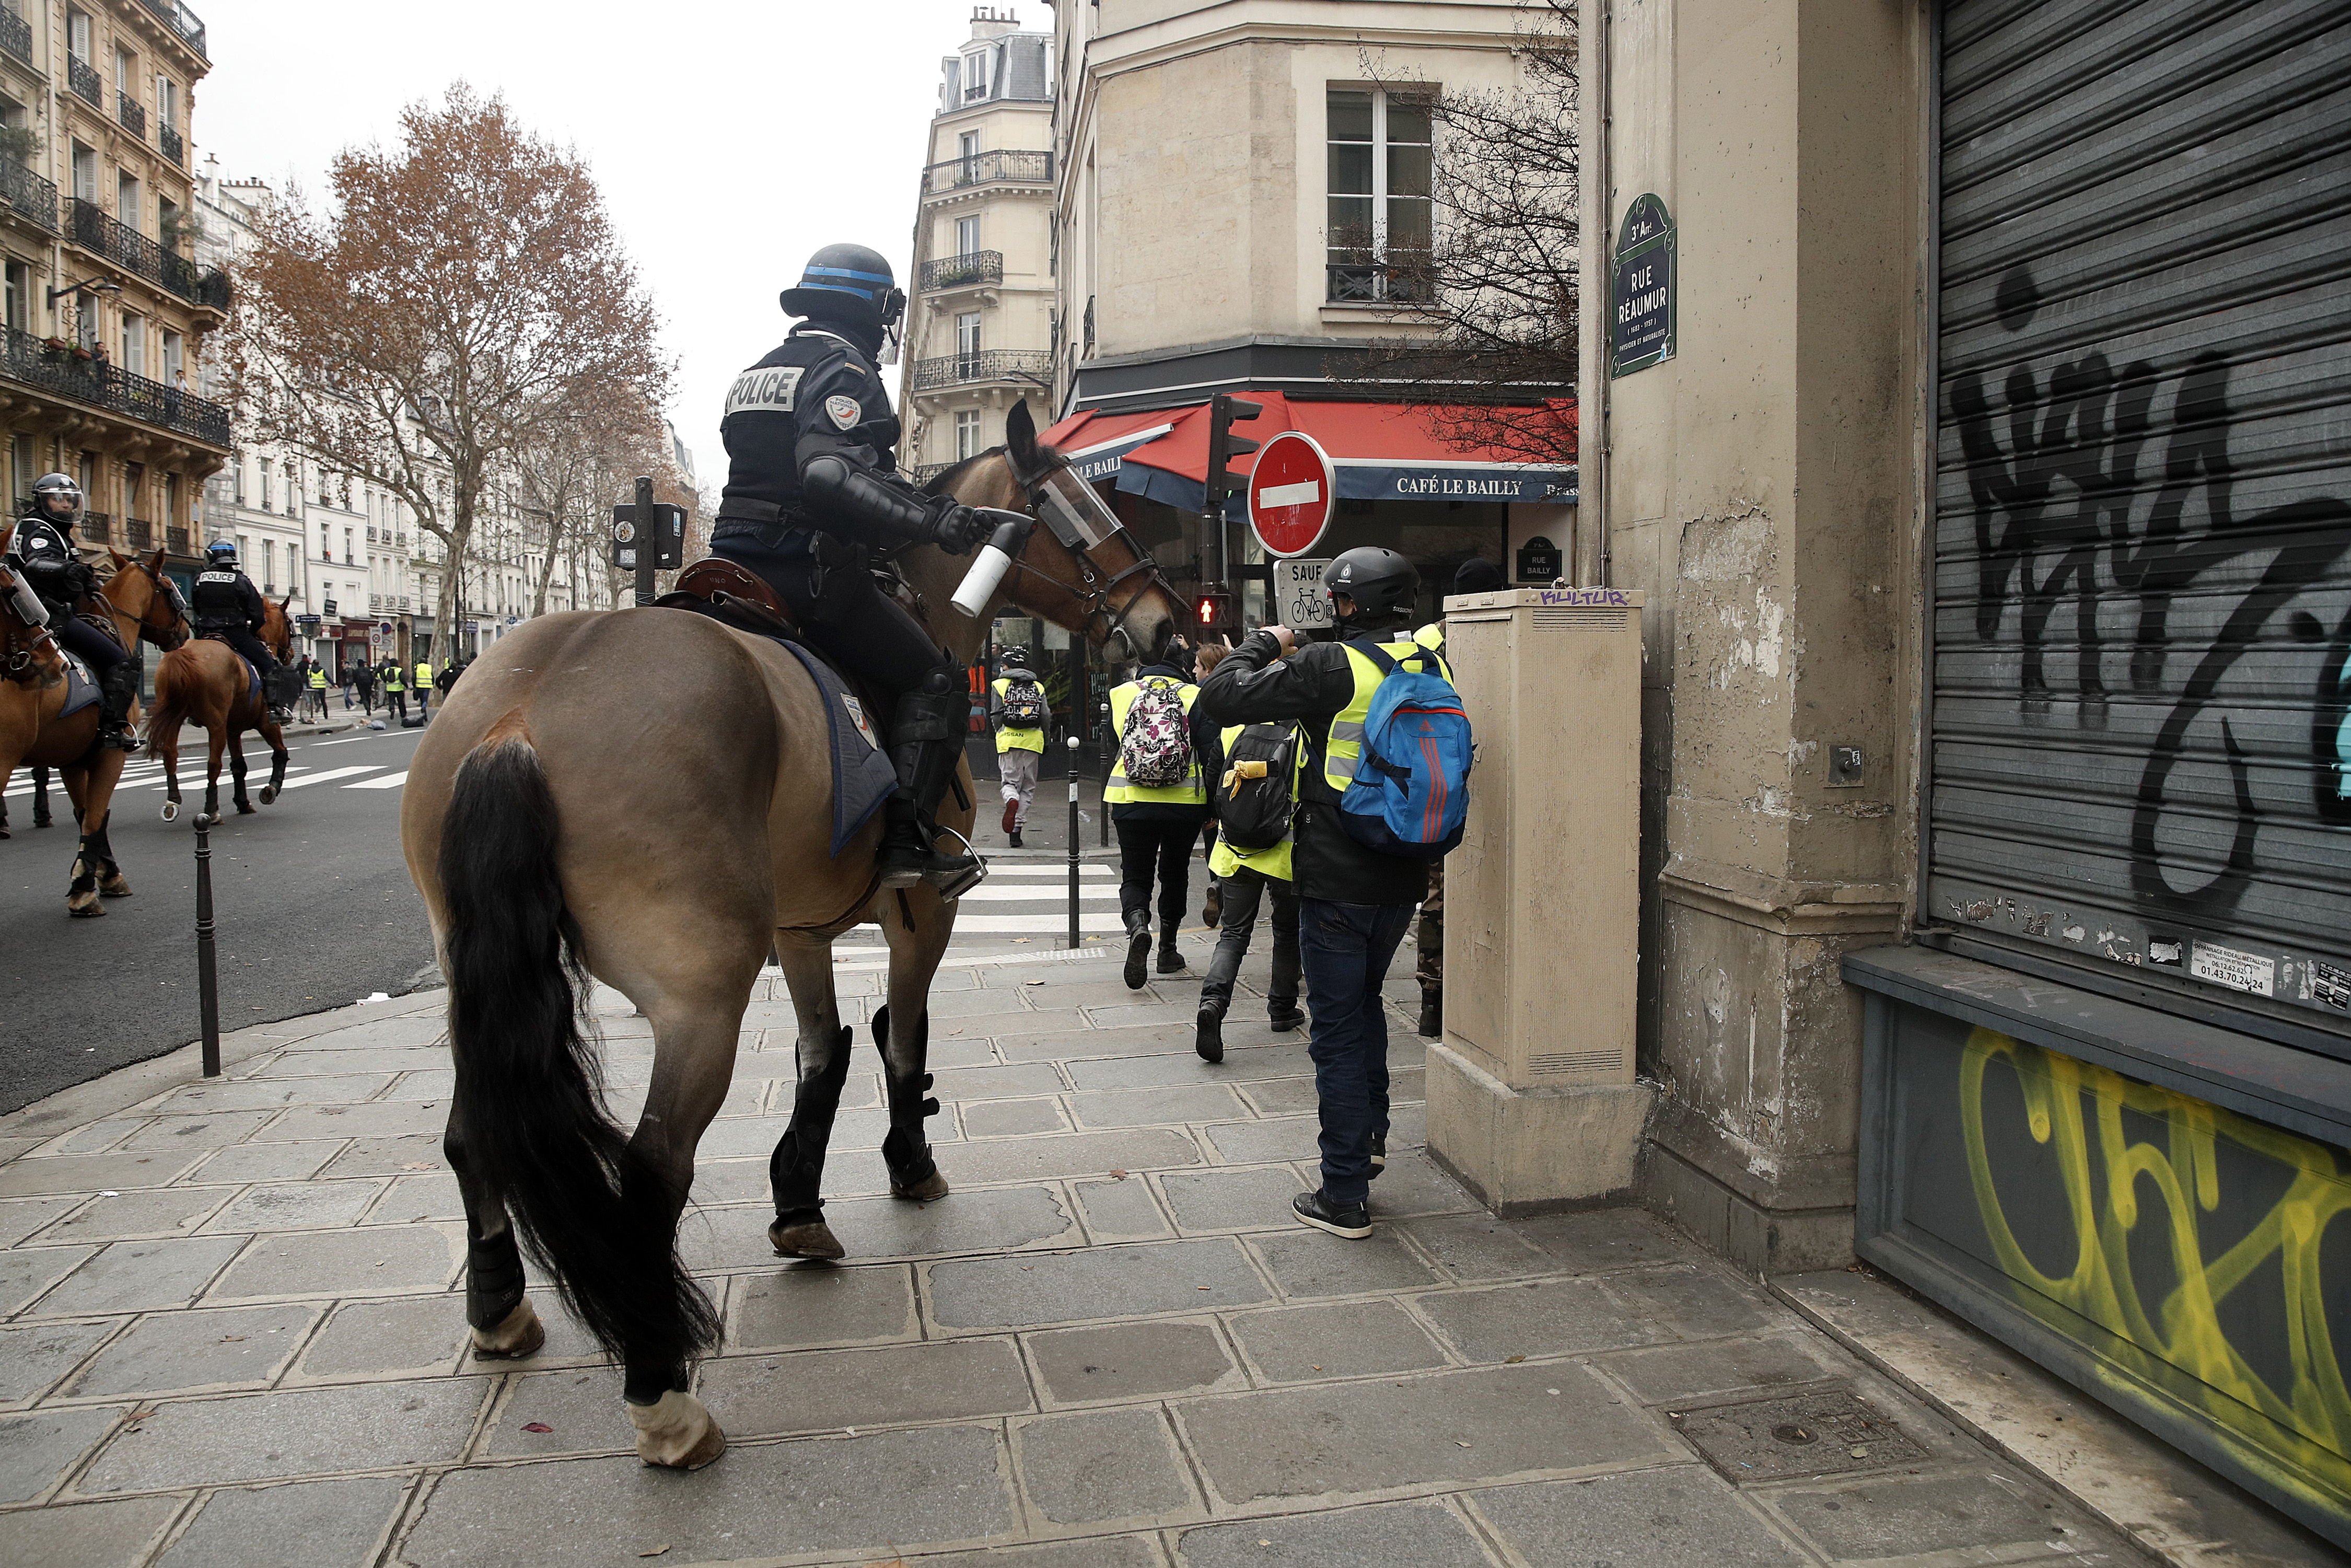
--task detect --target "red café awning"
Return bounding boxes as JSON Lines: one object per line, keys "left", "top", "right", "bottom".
{"left": 1042, "top": 392, "right": 1577, "bottom": 512}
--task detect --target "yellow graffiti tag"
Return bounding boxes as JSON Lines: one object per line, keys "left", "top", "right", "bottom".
{"left": 1961, "top": 1027, "right": 2351, "bottom": 1521}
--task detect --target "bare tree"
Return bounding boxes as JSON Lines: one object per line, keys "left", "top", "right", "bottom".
{"left": 1337, "top": 1, "right": 1581, "bottom": 466}
{"left": 230, "top": 86, "right": 672, "bottom": 646}
{"left": 513, "top": 389, "right": 667, "bottom": 617}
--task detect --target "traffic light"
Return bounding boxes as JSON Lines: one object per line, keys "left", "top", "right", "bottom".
{"left": 1204, "top": 393, "right": 1263, "bottom": 513}
{"left": 1192, "top": 590, "right": 1235, "bottom": 635}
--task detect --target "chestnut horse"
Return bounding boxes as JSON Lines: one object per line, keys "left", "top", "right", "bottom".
{"left": 0, "top": 538, "right": 191, "bottom": 913}
{"left": 401, "top": 405, "right": 1182, "bottom": 1468}
{"left": 149, "top": 592, "right": 294, "bottom": 822}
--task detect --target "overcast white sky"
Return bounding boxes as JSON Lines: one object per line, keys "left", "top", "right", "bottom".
{"left": 194, "top": 0, "right": 997, "bottom": 486}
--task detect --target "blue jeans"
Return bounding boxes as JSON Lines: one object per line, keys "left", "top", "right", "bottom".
{"left": 1298, "top": 897, "right": 1415, "bottom": 1205}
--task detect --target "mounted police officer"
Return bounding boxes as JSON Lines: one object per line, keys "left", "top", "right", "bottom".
{"left": 4, "top": 473, "right": 138, "bottom": 749}
{"left": 191, "top": 539, "right": 283, "bottom": 712}
{"left": 712, "top": 242, "right": 1019, "bottom": 890}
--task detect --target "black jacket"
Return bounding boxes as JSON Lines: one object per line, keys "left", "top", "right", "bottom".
{"left": 716, "top": 324, "right": 903, "bottom": 541}
{"left": 1196, "top": 625, "right": 1429, "bottom": 907}
{"left": 1111, "top": 661, "right": 1225, "bottom": 825}
{"left": 191, "top": 567, "right": 265, "bottom": 631}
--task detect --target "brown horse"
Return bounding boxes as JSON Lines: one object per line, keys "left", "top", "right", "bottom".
{"left": 150, "top": 592, "right": 295, "bottom": 823}
{"left": 401, "top": 405, "right": 1183, "bottom": 1468}
{"left": 0, "top": 538, "right": 191, "bottom": 913}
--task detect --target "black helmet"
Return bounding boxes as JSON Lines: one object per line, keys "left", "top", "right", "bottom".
{"left": 999, "top": 645, "right": 1032, "bottom": 670}
{"left": 31, "top": 472, "right": 82, "bottom": 521}
{"left": 205, "top": 538, "right": 238, "bottom": 567}
{"left": 1453, "top": 557, "right": 1505, "bottom": 596}
{"left": 779, "top": 243, "right": 906, "bottom": 343}
{"left": 1324, "top": 546, "right": 1418, "bottom": 622}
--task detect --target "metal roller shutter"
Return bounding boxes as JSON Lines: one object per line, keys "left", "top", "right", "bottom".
{"left": 1929, "top": 0, "right": 2351, "bottom": 1034}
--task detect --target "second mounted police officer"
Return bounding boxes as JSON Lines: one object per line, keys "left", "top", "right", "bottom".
{"left": 191, "top": 539, "right": 285, "bottom": 714}
{"left": 711, "top": 242, "right": 1020, "bottom": 890}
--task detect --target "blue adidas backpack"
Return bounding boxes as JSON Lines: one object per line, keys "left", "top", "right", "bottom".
{"left": 1336, "top": 641, "right": 1472, "bottom": 860}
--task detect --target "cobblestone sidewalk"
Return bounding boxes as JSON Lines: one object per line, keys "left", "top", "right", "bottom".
{"left": 0, "top": 933, "right": 2278, "bottom": 1567}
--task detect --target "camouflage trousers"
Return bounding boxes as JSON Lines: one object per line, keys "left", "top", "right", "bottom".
{"left": 1415, "top": 856, "right": 1444, "bottom": 992}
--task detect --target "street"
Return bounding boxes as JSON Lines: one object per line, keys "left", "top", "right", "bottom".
{"left": 2, "top": 723, "right": 437, "bottom": 1114}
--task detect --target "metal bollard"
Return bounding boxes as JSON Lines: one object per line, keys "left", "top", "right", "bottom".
{"left": 1066, "top": 734, "right": 1081, "bottom": 950}
{"left": 194, "top": 812, "right": 222, "bottom": 1077}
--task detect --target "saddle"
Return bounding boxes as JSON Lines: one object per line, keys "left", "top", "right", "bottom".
{"left": 658, "top": 559, "right": 800, "bottom": 640}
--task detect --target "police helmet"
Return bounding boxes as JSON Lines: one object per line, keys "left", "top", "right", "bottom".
{"left": 205, "top": 539, "right": 238, "bottom": 567}
{"left": 1324, "top": 547, "right": 1419, "bottom": 622}
{"left": 31, "top": 472, "right": 82, "bottom": 520}
{"left": 779, "top": 243, "right": 906, "bottom": 339}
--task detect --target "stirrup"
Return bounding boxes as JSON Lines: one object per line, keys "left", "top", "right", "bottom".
{"left": 924, "top": 825, "right": 987, "bottom": 901}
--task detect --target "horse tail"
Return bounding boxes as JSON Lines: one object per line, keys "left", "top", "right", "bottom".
{"left": 148, "top": 646, "right": 197, "bottom": 742}
{"left": 437, "top": 720, "right": 716, "bottom": 1370}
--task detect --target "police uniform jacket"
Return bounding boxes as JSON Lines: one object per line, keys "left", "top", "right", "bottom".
{"left": 715, "top": 324, "right": 904, "bottom": 548}
{"left": 1196, "top": 626, "right": 1429, "bottom": 907}
{"left": 191, "top": 566, "right": 265, "bottom": 631}
{"left": 7, "top": 514, "right": 86, "bottom": 611}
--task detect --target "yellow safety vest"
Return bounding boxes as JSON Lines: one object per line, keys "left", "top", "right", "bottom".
{"left": 415, "top": 662, "right": 433, "bottom": 687}
{"left": 1313, "top": 637, "right": 1451, "bottom": 797}
{"left": 307, "top": 668, "right": 327, "bottom": 689}
{"left": 1104, "top": 675, "right": 1206, "bottom": 805}
{"left": 383, "top": 667, "right": 404, "bottom": 691}
{"left": 1413, "top": 621, "right": 1445, "bottom": 655}
{"left": 1207, "top": 723, "right": 1295, "bottom": 881}
{"left": 992, "top": 676, "right": 1047, "bottom": 756}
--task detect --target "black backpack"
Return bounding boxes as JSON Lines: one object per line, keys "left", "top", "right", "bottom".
{"left": 1215, "top": 723, "right": 1297, "bottom": 853}
{"left": 1001, "top": 675, "right": 1047, "bottom": 728}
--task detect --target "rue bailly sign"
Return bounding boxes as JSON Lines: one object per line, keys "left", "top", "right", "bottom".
{"left": 1611, "top": 193, "right": 1675, "bottom": 377}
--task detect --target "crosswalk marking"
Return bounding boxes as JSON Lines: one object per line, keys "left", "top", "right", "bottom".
{"left": 986, "top": 863, "right": 1113, "bottom": 877}
{"left": 345, "top": 771, "right": 409, "bottom": 790}
{"left": 952, "top": 912, "right": 1126, "bottom": 934}
{"left": 958, "top": 882, "right": 1118, "bottom": 902}
{"left": 274, "top": 765, "right": 386, "bottom": 789}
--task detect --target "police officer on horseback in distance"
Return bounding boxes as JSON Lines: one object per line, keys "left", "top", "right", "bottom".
{"left": 4, "top": 472, "right": 140, "bottom": 749}
{"left": 191, "top": 538, "right": 284, "bottom": 711}
{"left": 712, "top": 242, "right": 1018, "bottom": 889}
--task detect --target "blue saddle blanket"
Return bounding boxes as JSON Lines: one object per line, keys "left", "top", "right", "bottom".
{"left": 776, "top": 640, "right": 897, "bottom": 858}
{"left": 57, "top": 653, "right": 99, "bottom": 719}
{"left": 240, "top": 657, "right": 260, "bottom": 708}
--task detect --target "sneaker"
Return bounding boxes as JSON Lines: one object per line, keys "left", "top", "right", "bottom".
{"left": 1370, "top": 1133, "right": 1387, "bottom": 1175}
{"left": 1001, "top": 797, "right": 1019, "bottom": 835}
{"left": 1202, "top": 883, "right": 1223, "bottom": 927}
{"left": 1008, "top": 830, "right": 1024, "bottom": 849}
{"left": 1293, "top": 1189, "right": 1371, "bottom": 1239}
{"left": 1267, "top": 1004, "right": 1305, "bottom": 1032}
{"left": 1195, "top": 1005, "right": 1224, "bottom": 1063}
{"left": 1124, "top": 924, "right": 1151, "bottom": 990}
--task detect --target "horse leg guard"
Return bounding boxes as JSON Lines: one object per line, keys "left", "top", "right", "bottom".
{"left": 260, "top": 747, "right": 287, "bottom": 806}
{"left": 464, "top": 1230, "right": 543, "bottom": 1359}
{"left": 873, "top": 1004, "right": 948, "bottom": 1202}
{"left": 626, "top": 1388, "right": 726, "bottom": 1471}
{"left": 769, "top": 1026, "right": 853, "bottom": 1260}
{"left": 90, "top": 816, "right": 129, "bottom": 898}
{"left": 66, "top": 835, "right": 103, "bottom": 917}
{"left": 230, "top": 750, "right": 254, "bottom": 815}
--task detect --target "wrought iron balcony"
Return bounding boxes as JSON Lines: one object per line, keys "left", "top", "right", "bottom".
{"left": 166, "top": 524, "right": 189, "bottom": 553}
{"left": 0, "top": 159, "right": 56, "bottom": 233}
{"left": 0, "top": 7, "right": 31, "bottom": 65}
{"left": 910, "top": 350, "right": 1051, "bottom": 391}
{"left": 67, "top": 54, "right": 99, "bottom": 107}
{"left": 78, "top": 512, "right": 112, "bottom": 546}
{"left": 137, "top": 0, "right": 208, "bottom": 60}
{"left": 0, "top": 323, "right": 231, "bottom": 447}
{"left": 922, "top": 149, "right": 1052, "bottom": 195}
{"left": 69, "top": 199, "right": 232, "bottom": 310}
{"left": 117, "top": 91, "right": 145, "bottom": 138}
{"left": 160, "top": 125, "right": 183, "bottom": 167}
{"left": 125, "top": 516, "right": 153, "bottom": 549}
{"left": 920, "top": 250, "right": 1003, "bottom": 292}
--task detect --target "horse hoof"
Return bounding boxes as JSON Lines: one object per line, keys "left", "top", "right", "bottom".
{"left": 627, "top": 1389, "right": 725, "bottom": 1470}
{"left": 258, "top": 786, "right": 278, "bottom": 805}
{"left": 890, "top": 1169, "right": 950, "bottom": 1203}
{"left": 236, "top": 802, "right": 258, "bottom": 815}
{"left": 160, "top": 800, "right": 179, "bottom": 822}
{"left": 67, "top": 897, "right": 103, "bottom": 917}
{"left": 769, "top": 1217, "right": 846, "bottom": 1260}
{"left": 468, "top": 1295, "right": 547, "bottom": 1360}
{"left": 99, "top": 877, "right": 131, "bottom": 898}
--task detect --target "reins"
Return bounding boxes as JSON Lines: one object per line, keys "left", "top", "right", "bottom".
{"left": 997, "top": 448, "right": 1181, "bottom": 661}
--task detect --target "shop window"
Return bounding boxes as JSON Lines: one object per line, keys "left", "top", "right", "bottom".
{"left": 1326, "top": 86, "right": 1434, "bottom": 304}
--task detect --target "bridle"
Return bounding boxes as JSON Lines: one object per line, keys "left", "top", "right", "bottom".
{"left": 121, "top": 555, "right": 190, "bottom": 652}
{"left": 996, "top": 447, "right": 1183, "bottom": 661}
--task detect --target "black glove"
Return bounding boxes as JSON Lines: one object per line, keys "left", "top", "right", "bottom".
{"left": 924, "top": 500, "right": 1027, "bottom": 556}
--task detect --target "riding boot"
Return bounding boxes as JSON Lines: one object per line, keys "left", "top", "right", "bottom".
{"left": 97, "top": 659, "right": 142, "bottom": 752}
{"left": 871, "top": 1005, "right": 948, "bottom": 1201}
{"left": 878, "top": 684, "right": 981, "bottom": 890}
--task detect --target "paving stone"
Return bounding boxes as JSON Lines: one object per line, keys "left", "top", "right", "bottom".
{"left": 1072, "top": 1085, "right": 1252, "bottom": 1130}
{"left": 1361, "top": 1151, "right": 1476, "bottom": 1218}
{"left": 316, "top": 1134, "right": 444, "bottom": 1178}
{"left": 1010, "top": 980, "right": 1178, "bottom": 1007}
{"left": 932, "top": 1063, "right": 1069, "bottom": 1100}
{"left": 928, "top": 1238, "right": 1270, "bottom": 1329}
{"left": 258, "top": 1100, "right": 445, "bottom": 1143}
{"left": 37, "top": 1186, "right": 237, "bottom": 1243}
{"left": 152, "top": 1076, "right": 392, "bottom": 1114}
{"left": 206, "top": 1225, "right": 461, "bottom": 1300}
{"left": 1472, "top": 1470, "right": 1810, "bottom": 1566}
{"left": 685, "top": 1183, "right": 1076, "bottom": 1272}
{"left": 1672, "top": 1388, "right": 1929, "bottom": 1484}
{"left": 1235, "top": 1077, "right": 1327, "bottom": 1117}
{"left": 893, "top": 1538, "right": 1166, "bottom": 1568}
{"left": 998, "top": 1024, "right": 1196, "bottom": 1062}
{"left": 1065, "top": 1044, "right": 1310, "bottom": 1091}
{"left": 379, "top": 1068, "right": 458, "bottom": 1102}
{"left": 1084, "top": 1003, "right": 1203, "bottom": 1029}
{"left": 31, "top": 1118, "right": 143, "bottom": 1156}
{"left": 1246, "top": 1229, "right": 1444, "bottom": 1298}
{"left": 1015, "top": 1404, "right": 1200, "bottom": 1525}
{"left": 184, "top": 1141, "right": 346, "bottom": 1185}
{"left": 0, "top": 1403, "right": 128, "bottom": 1503}
{"left": 1026, "top": 1317, "right": 1241, "bottom": 1404}
{"left": 920, "top": 988, "right": 1048, "bottom": 1019}
{"left": 35, "top": 1237, "right": 246, "bottom": 1315}
{"left": 76, "top": 1378, "right": 487, "bottom": 1493}
{"left": 0, "top": 1151, "right": 200, "bottom": 1198}
{"left": 64, "top": 1304, "right": 319, "bottom": 1398}
{"left": 1415, "top": 1277, "right": 1673, "bottom": 1363}
{"left": 1510, "top": 1207, "right": 1689, "bottom": 1273}
{"left": 691, "top": 1157, "right": 785, "bottom": 1206}
{"left": 0, "top": 1244, "right": 96, "bottom": 1313}
{"left": 1228, "top": 1299, "right": 1452, "bottom": 1383}
{"left": 960, "top": 1097, "right": 1071, "bottom": 1138}
{"left": 295, "top": 1295, "right": 468, "bottom": 1379}
{"left": 365, "top": 1171, "right": 464, "bottom": 1224}
{"left": 727, "top": 1263, "right": 918, "bottom": 1352}
{"left": 398, "top": 1423, "right": 1015, "bottom": 1566}
{"left": 1202, "top": 1114, "right": 1318, "bottom": 1165}
{"left": 1157, "top": 1165, "right": 1308, "bottom": 1233}
{"left": 1597, "top": 1333, "right": 1843, "bottom": 1407}
{"left": 0, "top": 1195, "right": 81, "bottom": 1247}
{"left": 205, "top": 1179, "right": 386, "bottom": 1233}
{"left": 1598, "top": 1263, "right": 1784, "bottom": 1341}
{"left": 0, "top": 1319, "right": 117, "bottom": 1405}
{"left": 295, "top": 1016, "right": 449, "bottom": 1050}
{"left": 0, "top": 1495, "right": 179, "bottom": 1567}
{"left": 1396, "top": 1213, "right": 1559, "bottom": 1282}
{"left": 484, "top": 1365, "right": 635, "bottom": 1456}
{"left": 1174, "top": 1499, "right": 1494, "bottom": 1567}
{"left": 1074, "top": 1176, "right": 1171, "bottom": 1240}
{"left": 1178, "top": 1363, "right": 1674, "bottom": 1506}
{"left": 1770, "top": 1469, "right": 2100, "bottom": 1559}
{"left": 116, "top": 1113, "right": 282, "bottom": 1152}
{"left": 155, "top": 1476, "right": 408, "bottom": 1568}
{"left": 698, "top": 1335, "right": 1033, "bottom": 1438}
{"left": 949, "top": 1128, "right": 1204, "bottom": 1186}
{"left": 251, "top": 1046, "right": 449, "bottom": 1078}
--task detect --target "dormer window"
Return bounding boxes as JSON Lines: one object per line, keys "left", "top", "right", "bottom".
{"left": 962, "top": 45, "right": 993, "bottom": 101}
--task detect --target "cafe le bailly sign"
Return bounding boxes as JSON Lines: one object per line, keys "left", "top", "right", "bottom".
{"left": 1611, "top": 193, "right": 1675, "bottom": 377}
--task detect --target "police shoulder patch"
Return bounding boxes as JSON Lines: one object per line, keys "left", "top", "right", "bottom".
{"left": 825, "top": 394, "right": 864, "bottom": 432}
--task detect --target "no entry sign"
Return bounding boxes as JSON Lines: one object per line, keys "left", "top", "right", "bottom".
{"left": 1247, "top": 430, "right": 1335, "bottom": 558}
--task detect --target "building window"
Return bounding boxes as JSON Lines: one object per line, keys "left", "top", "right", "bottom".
{"left": 957, "top": 129, "right": 981, "bottom": 182}
{"left": 69, "top": 142, "right": 96, "bottom": 204}
{"left": 156, "top": 75, "right": 178, "bottom": 134}
{"left": 11, "top": 434, "right": 31, "bottom": 507}
{"left": 259, "top": 456, "right": 273, "bottom": 512}
{"left": 261, "top": 538, "right": 273, "bottom": 593}
{"left": 66, "top": 9, "right": 90, "bottom": 64}
{"left": 961, "top": 49, "right": 992, "bottom": 103}
{"left": 3, "top": 261, "right": 25, "bottom": 333}
{"left": 232, "top": 457, "right": 245, "bottom": 505}
{"left": 118, "top": 311, "right": 142, "bottom": 376}
{"left": 162, "top": 329, "right": 182, "bottom": 386}
{"left": 955, "top": 215, "right": 981, "bottom": 258}
{"left": 158, "top": 196, "right": 181, "bottom": 254}
{"left": 955, "top": 310, "right": 982, "bottom": 372}
{"left": 955, "top": 410, "right": 981, "bottom": 461}
{"left": 116, "top": 171, "right": 140, "bottom": 234}
{"left": 1326, "top": 87, "right": 1434, "bottom": 303}
{"left": 73, "top": 292, "right": 96, "bottom": 350}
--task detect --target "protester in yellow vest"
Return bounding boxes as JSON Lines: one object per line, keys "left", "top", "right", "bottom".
{"left": 413, "top": 658, "right": 435, "bottom": 718}
{"left": 380, "top": 658, "right": 408, "bottom": 724}
{"left": 990, "top": 648, "right": 1049, "bottom": 849}
{"left": 304, "top": 661, "right": 329, "bottom": 722}
{"left": 1195, "top": 721, "right": 1305, "bottom": 1063}
{"left": 1105, "top": 633, "right": 1220, "bottom": 991}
